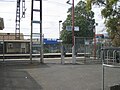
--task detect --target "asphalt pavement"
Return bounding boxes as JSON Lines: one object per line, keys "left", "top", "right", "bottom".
{"left": 0, "top": 60, "right": 120, "bottom": 90}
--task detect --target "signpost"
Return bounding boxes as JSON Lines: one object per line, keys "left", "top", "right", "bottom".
{"left": 66, "top": 25, "right": 79, "bottom": 64}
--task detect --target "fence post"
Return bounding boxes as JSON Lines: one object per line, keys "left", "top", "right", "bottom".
{"left": 101, "top": 48, "right": 105, "bottom": 90}
{"left": 113, "top": 50, "right": 116, "bottom": 64}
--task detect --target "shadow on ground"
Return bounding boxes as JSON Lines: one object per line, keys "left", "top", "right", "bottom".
{"left": 0, "top": 61, "right": 48, "bottom": 90}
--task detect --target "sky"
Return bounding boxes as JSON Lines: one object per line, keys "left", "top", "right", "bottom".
{"left": 0, "top": 0, "right": 106, "bottom": 39}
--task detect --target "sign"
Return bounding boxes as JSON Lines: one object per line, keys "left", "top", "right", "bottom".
{"left": 66, "top": 26, "right": 79, "bottom": 31}
{"left": 96, "top": 34, "right": 104, "bottom": 38}
{"left": 44, "top": 38, "right": 58, "bottom": 44}
{"left": 57, "top": 39, "right": 63, "bottom": 43}
{"left": 85, "top": 41, "right": 89, "bottom": 45}
{"left": 32, "top": 33, "right": 40, "bottom": 37}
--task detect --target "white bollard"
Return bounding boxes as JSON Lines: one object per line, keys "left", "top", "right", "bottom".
{"left": 61, "top": 45, "right": 65, "bottom": 64}
{"left": 72, "top": 46, "right": 76, "bottom": 64}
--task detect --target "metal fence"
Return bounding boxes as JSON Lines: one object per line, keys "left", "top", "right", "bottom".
{"left": 44, "top": 44, "right": 61, "bottom": 53}
{"left": 0, "top": 34, "right": 115, "bottom": 65}
{"left": 0, "top": 34, "right": 66, "bottom": 63}
{"left": 73, "top": 37, "right": 112, "bottom": 62}
{"left": 101, "top": 47, "right": 120, "bottom": 90}
{"left": 75, "top": 37, "right": 93, "bottom": 53}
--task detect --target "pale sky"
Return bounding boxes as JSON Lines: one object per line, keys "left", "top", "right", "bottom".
{"left": 0, "top": 0, "right": 106, "bottom": 39}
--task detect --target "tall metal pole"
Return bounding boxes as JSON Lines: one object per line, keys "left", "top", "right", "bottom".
{"left": 15, "top": 0, "right": 21, "bottom": 40}
{"left": 102, "top": 50, "right": 104, "bottom": 90}
{"left": 40, "top": 0, "right": 43, "bottom": 63}
{"left": 66, "top": 0, "right": 76, "bottom": 64}
{"left": 94, "top": 27, "right": 96, "bottom": 60}
{"left": 72, "top": 0, "right": 76, "bottom": 64}
{"left": 30, "top": 0, "right": 34, "bottom": 63}
{"left": 94, "top": 23, "right": 98, "bottom": 60}
{"left": 72, "top": 0, "right": 74, "bottom": 46}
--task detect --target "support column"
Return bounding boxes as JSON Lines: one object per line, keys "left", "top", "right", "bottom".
{"left": 30, "top": 0, "right": 43, "bottom": 63}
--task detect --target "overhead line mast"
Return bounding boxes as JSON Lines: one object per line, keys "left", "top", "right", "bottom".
{"left": 15, "top": 0, "right": 26, "bottom": 40}
{"left": 30, "top": 0, "right": 43, "bottom": 63}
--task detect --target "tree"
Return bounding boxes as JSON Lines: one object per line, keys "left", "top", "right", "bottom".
{"left": 86, "top": 0, "right": 120, "bottom": 46}
{"left": 60, "top": 1, "right": 95, "bottom": 44}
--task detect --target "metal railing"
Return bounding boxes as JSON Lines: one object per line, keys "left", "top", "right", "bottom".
{"left": 101, "top": 47, "right": 120, "bottom": 90}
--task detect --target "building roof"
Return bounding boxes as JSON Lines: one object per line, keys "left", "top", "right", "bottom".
{"left": 0, "top": 33, "right": 24, "bottom": 40}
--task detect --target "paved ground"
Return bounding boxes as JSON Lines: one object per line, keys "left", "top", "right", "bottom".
{"left": 0, "top": 59, "right": 120, "bottom": 90}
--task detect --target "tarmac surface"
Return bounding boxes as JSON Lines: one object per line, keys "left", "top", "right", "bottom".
{"left": 0, "top": 59, "right": 120, "bottom": 90}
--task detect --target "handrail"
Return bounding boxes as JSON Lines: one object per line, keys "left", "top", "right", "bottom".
{"left": 101, "top": 47, "right": 120, "bottom": 90}
{"left": 101, "top": 47, "right": 120, "bottom": 50}
{"left": 103, "top": 64, "right": 120, "bottom": 68}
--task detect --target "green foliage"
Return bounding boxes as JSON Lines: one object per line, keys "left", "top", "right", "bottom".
{"left": 60, "top": 1, "right": 95, "bottom": 44}
{"left": 86, "top": 0, "right": 93, "bottom": 11}
{"left": 101, "top": 8, "right": 113, "bottom": 18}
{"left": 86, "top": 0, "right": 120, "bottom": 46}
{"left": 60, "top": 30, "right": 72, "bottom": 44}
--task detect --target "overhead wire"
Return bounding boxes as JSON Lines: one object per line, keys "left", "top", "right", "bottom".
{"left": 46, "top": 1, "right": 69, "bottom": 7}
{"left": 0, "top": 0, "right": 69, "bottom": 30}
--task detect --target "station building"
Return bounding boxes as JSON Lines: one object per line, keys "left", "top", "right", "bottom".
{"left": 0, "top": 33, "right": 60, "bottom": 54}
{"left": 0, "top": 33, "right": 30, "bottom": 54}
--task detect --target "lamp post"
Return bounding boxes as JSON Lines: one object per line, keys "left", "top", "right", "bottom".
{"left": 94, "top": 27, "right": 96, "bottom": 60}
{"left": 59, "top": 20, "right": 62, "bottom": 38}
{"left": 66, "top": 0, "right": 76, "bottom": 64}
